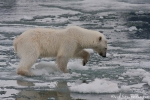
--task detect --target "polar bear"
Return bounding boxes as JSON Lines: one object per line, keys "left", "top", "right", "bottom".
{"left": 13, "top": 26, "right": 107, "bottom": 76}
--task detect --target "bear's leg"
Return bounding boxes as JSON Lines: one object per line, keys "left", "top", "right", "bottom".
{"left": 56, "top": 56, "right": 69, "bottom": 73}
{"left": 75, "top": 50, "right": 90, "bottom": 66}
{"left": 17, "top": 53, "right": 39, "bottom": 76}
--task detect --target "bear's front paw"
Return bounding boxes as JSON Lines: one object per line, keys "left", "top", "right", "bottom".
{"left": 17, "top": 68, "right": 33, "bottom": 76}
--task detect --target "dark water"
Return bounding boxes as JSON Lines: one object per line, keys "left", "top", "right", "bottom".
{"left": 0, "top": 0, "right": 150, "bottom": 100}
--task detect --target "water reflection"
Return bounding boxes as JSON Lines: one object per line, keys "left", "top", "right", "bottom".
{"left": 16, "top": 80, "right": 72, "bottom": 100}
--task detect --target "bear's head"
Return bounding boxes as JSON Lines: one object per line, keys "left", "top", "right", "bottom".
{"left": 93, "top": 34, "right": 107, "bottom": 57}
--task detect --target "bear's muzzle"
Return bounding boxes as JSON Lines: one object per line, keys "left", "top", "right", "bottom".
{"left": 99, "top": 52, "right": 106, "bottom": 57}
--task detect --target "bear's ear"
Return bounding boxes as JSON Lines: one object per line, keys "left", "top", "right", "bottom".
{"left": 99, "top": 36, "right": 102, "bottom": 41}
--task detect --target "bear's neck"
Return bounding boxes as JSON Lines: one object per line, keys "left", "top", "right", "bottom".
{"left": 78, "top": 30, "right": 98, "bottom": 49}
{"left": 79, "top": 37, "right": 97, "bottom": 49}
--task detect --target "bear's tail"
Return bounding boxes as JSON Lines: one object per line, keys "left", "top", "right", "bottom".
{"left": 13, "top": 36, "right": 19, "bottom": 53}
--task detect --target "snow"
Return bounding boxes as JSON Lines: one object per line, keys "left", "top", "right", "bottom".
{"left": 69, "top": 78, "right": 120, "bottom": 93}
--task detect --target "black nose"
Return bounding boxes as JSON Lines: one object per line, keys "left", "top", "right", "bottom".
{"left": 99, "top": 53, "right": 106, "bottom": 57}
{"left": 99, "top": 53, "right": 102, "bottom": 56}
{"left": 102, "top": 55, "right": 106, "bottom": 57}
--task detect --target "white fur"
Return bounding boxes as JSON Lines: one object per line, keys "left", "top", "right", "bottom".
{"left": 13, "top": 26, "right": 107, "bottom": 76}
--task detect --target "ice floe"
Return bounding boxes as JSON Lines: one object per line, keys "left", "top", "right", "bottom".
{"left": 123, "top": 69, "right": 150, "bottom": 86}
{"left": 68, "top": 78, "right": 120, "bottom": 93}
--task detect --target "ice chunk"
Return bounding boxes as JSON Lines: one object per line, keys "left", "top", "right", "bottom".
{"left": 118, "top": 77, "right": 124, "bottom": 80}
{"left": 68, "top": 61, "right": 89, "bottom": 70}
{"left": 69, "top": 78, "right": 120, "bottom": 93}
{"left": 142, "top": 76, "right": 150, "bottom": 86}
{"left": 123, "top": 69, "right": 150, "bottom": 86}
{"left": 129, "top": 26, "right": 137, "bottom": 31}
{"left": 32, "top": 61, "right": 59, "bottom": 75}
{"left": 122, "top": 69, "right": 150, "bottom": 77}
{"left": 21, "top": 15, "right": 33, "bottom": 21}
{"left": 140, "top": 61, "right": 150, "bottom": 68}
{"left": 84, "top": 49, "right": 94, "bottom": 53}
{"left": 35, "top": 82, "right": 57, "bottom": 89}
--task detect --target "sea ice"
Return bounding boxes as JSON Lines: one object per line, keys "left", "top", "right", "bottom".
{"left": 129, "top": 26, "right": 137, "bottom": 31}
{"left": 69, "top": 78, "right": 120, "bottom": 93}
{"left": 68, "top": 61, "right": 89, "bottom": 70}
{"left": 123, "top": 69, "right": 150, "bottom": 77}
{"left": 122, "top": 69, "right": 150, "bottom": 86}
